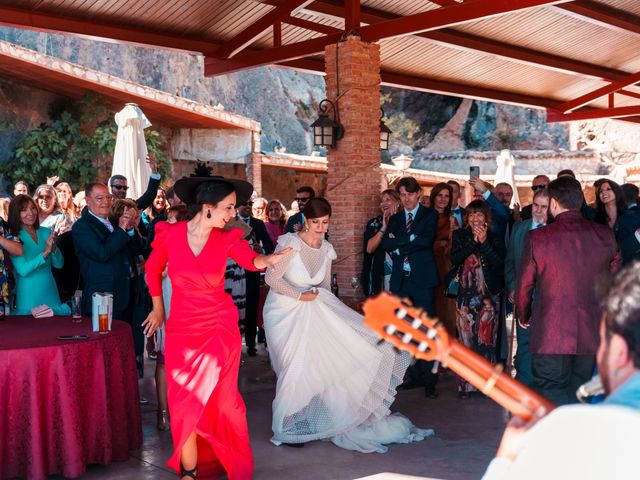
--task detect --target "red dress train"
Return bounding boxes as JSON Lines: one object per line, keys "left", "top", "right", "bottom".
{"left": 146, "top": 222, "right": 259, "bottom": 479}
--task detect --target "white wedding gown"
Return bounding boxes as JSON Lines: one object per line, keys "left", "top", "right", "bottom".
{"left": 263, "top": 233, "right": 434, "bottom": 453}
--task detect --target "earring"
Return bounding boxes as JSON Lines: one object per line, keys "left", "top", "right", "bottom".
{"left": 206, "top": 210, "right": 212, "bottom": 219}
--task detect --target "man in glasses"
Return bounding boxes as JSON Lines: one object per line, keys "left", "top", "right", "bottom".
{"left": 520, "top": 175, "right": 550, "bottom": 221}
{"left": 109, "top": 172, "right": 161, "bottom": 211}
{"left": 236, "top": 197, "right": 274, "bottom": 356}
{"left": 72, "top": 183, "right": 137, "bottom": 318}
{"left": 286, "top": 186, "right": 316, "bottom": 233}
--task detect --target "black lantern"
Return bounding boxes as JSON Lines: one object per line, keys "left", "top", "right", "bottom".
{"left": 311, "top": 99, "right": 344, "bottom": 148}
{"left": 380, "top": 108, "right": 392, "bottom": 151}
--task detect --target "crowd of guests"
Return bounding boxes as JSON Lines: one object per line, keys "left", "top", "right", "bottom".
{"left": 362, "top": 170, "right": 637, "bottom": 407}
{"left": 0, "top": 175, "right": 316, "bottom": 429}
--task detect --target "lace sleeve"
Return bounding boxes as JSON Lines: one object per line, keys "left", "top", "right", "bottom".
{"left": 265, "top": 248, "right": 301, "bottom": 299}
{"left": 319, "top": 240, "right": 337, "bottom": 290}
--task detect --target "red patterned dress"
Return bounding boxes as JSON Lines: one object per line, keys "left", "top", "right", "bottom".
{"left": 146, "top": 221, "right": 259, "bottom": 479}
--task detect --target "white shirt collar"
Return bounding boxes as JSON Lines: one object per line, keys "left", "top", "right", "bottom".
{"left": 405, "top": 204, "right": 420, "bottom": 219}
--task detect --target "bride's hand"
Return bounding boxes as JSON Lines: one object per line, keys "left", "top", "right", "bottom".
{"left": 254, "top": 247, "right": 294, "bottom": 269}
{"left": 299, "top": 289, "right": 318, "bottom": 301}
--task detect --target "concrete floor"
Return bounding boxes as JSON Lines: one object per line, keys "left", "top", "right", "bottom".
{"left": 58, "top": 346, "right": 508, "bottom": 480}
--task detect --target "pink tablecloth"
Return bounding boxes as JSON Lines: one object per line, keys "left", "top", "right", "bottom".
{"left": 0, "top": 316, "right": 142, "bottom": 479}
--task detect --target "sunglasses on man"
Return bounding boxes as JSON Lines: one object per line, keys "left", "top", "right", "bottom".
{"left": 295, "top": 197, "right": 310, "bottom": 203}
{"left": 531, "top": 185, "right": 547, "bottom": 191}
{"left": 111, "top": 184, "right": 129, "bottom": 191}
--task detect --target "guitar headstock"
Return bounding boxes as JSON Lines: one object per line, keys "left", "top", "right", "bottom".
{"left": 362, "top": 292, "right": 451, "bottom": 362}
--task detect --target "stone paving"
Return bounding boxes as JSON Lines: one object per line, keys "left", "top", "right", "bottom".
{"left": 53, "top": 346, "right": 508, "bottom": 480}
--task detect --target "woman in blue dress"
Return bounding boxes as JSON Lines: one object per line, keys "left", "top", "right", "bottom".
{"left": 8, "top": 195, "right": 70, "bottom": 315}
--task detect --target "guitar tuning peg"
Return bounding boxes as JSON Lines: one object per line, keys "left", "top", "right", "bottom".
{"left": 401, "top": 297, "right": 413, "bottom": 307}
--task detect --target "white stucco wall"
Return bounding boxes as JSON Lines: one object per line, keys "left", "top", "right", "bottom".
{"left": 171, "top": 128, "right": 253, "bottom": 163}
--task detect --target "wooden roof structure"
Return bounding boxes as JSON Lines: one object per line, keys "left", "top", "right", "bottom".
{"left": 0, "top": 40, "right": 260, "bottom": 131}
{"left": 2, "top": 1, "right": 640, "bottom": 123}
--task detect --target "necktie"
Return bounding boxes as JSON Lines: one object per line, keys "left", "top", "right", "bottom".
{"left": 406, "top": 212, "right": 414, "bottom": 233}
{"left": 404, "top": 212, "right": 413, "bottom": 267}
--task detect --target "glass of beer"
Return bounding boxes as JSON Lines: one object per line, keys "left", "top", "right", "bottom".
{"left": 98, "top": 304, "right": 109, "bottom": 334}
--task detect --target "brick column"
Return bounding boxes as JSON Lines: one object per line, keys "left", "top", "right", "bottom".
{"left": 246, "top": 130, "right": 263, "bottom": 194}
{"left": 324, "top": 38, "right": 381, "bottom": 305}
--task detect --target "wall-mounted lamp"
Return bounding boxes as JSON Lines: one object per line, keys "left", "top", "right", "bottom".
{"left": 380, "top": 108, "right": 392, "bottom": 151}
{"left": 310, "top": 99, "right": 344, "bottom": 148}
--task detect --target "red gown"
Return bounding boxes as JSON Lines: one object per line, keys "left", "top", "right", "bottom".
{"left": 146, "top": 221, "right": 259, "bottom": 480}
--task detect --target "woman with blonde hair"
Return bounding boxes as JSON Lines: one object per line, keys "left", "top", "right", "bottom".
{"left": 55, "top": 181, "right": 78, "bottom": 223}
{"left": 264, "top": 199, "right": 287, "bottom": 247}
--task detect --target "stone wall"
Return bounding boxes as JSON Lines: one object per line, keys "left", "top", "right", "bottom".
{"left": 261, "top": 165, "right": 326, "bottom": 206}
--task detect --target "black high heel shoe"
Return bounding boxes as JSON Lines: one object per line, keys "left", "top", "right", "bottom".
{"left": 180, "top": 465, "right": 197, "bottom": 479}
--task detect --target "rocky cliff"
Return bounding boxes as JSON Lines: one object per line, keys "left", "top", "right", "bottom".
{"left": 0, "top": 26, "right": 637, "bottom": 162}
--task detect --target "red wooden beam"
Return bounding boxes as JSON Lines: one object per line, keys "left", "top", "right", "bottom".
{"left": 281, "top": 57, "right": 640, "bottom": 126}
{"left": 273, "top": 22, "right": 282, "bottom": 47}
{"left": 213, "top": 0, "right": 316, "bottom": 59}
{"left": 556, "top": 70, "right": 640, "bottom": 113}
{"left": 283, "top": 16, "right": 341, "bottom": 35}
{"left": 344, "top": 0, "right": 361, "bottom": 34}
{"left": 555, "top": 0, "right": 640, "bottom": 36}
{"left": 205, "top": 32, "right": 342, "bottom": 76}
{"left": 280, "top": 57, "right": 560, "bottom": 109}
{"left": 429, "top": 1, "right": 461, "bottom": 6}
{"left": 282, "top": 0, "right": 625, "bottom": 82}
{"left": 548, "top": 105, "right": 640, "bottom": 122}
{"left": 206, "top": 0, "right": 568, "bottom": 76}
{"left": 0, "top": 5, "right": 219, "bottom": 54}
{"left": 357, "top": 0, "right": 571, "bottom": 43}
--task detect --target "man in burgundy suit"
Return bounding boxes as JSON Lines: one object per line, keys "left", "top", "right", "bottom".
{"left": 516, "top": 176, "right": 620, "bottom": 405}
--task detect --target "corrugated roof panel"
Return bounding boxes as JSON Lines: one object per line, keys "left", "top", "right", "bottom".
{"left": 455, "top": 7, "right": 640, "bottom": 72}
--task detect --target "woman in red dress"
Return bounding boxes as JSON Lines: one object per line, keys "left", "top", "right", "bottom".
{"left": 143, "top": 175, "right": 290, "bottom": 480}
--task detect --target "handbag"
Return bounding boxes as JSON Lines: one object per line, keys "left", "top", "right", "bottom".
{"left": 444, "top": 266, "right": 461, "bottom": 298}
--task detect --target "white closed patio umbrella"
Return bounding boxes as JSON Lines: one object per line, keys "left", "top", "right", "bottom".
{"left": 111, "top": 103, "right": 152, "bottom": 200}
{"left": 494, "top": 149, "right": 521, "bottom": 208}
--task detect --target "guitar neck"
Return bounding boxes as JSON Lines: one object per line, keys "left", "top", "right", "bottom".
{"left": 422, "top": 337, "right": 554, "bottom": 421}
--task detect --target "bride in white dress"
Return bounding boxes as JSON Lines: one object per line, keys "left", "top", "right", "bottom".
{"left": 263, "top": 198, "right": 433, "bottom": 453}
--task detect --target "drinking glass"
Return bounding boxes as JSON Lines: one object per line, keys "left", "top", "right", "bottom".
{"left": 72, "top": 291, "right": 82, "bottom": 323}
{"left": 98, "top": 304, "right": 110, "bottom": 334}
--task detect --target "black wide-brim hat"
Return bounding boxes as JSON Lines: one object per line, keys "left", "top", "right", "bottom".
{"left": 173, "top": 176, "right": 254, "bottom": 206}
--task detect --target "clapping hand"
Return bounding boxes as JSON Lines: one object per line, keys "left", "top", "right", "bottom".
{"left": 43, "top": 230, "right": 57, "bottom": 257}
{"left": 472, "top": 223, "right": 488, "bottom": 244}
{"left": 46, "top": 176, "right": 59, "bottom": 186}
{"left": 119, "top": 206, "right": 135, "bottom": 230}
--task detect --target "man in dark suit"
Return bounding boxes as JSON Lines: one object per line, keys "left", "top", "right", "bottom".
{"left": 286, "top": 186, "right": 315, "bottom": 233}
{"left": 72, "top": 183, "right": 137, "bottom": 318}
{"left": 504, "top": 188, "right": 549, "bottom": 386}
{"left": 382, "top": 176, "right": 440, "bottom": 397}
{"left": 520, "top": 175, "right": 550, "bottom": 221}
{"left": 237, "top": 198, "right": 274, "bottom": 356}
{"left": 617, "top": 183, "right": 640, "bottom": 265}
{"left": 516, "top": 176, "right": 620, "bottom": 405}
{"left": 447, "top": 180, "right": 464, "bottom": 227}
